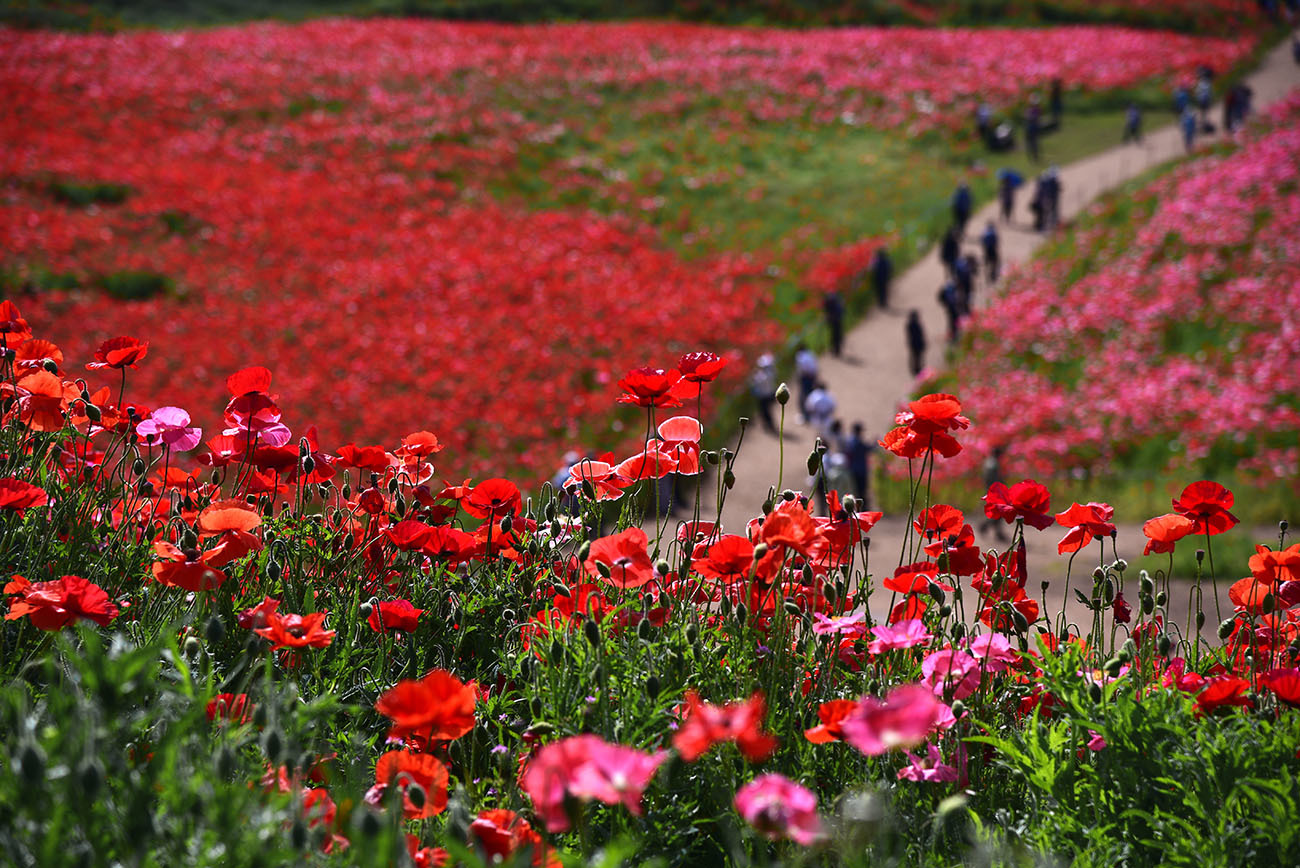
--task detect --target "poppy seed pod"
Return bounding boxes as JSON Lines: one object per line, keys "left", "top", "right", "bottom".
{"left": 735, "top": 603, "right": 747, "bottom": 626}
{"left": 637, "top": 617, "right": 654, "bottom": 642}
{"left": 84, "top": 402, "right": 102, "bottom": 423}
{"left": 646, "top": 674, "right": 661, "bottom": 700}
{"left": 723, "top": 469, "right": 735, "bottom": 489}
{"left": 1281, "top": 520, "right": 1289, "bottom": 533}
{"left": 1157, "top": 634, "right": 1173, "bottom": 657}
{"left": 499, "top": 514, "right": 513, "bottom": 535}
{"left": 1196, "top": 610, "right": 1206, "bottom": 630}
{"left": 775, "top": 382, "right": 790, "bottom": 405}
{"left": 583, "top": 618, "right": 601, "bottom": 646}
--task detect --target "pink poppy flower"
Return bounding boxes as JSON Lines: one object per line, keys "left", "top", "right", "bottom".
{"left": 1086, "top": 730, "right": 1108, "bottom": 751}
{"left": 811, "top": 611, "right": 866, "bottom": 638}
{"left": 921, "top": 648, "right": 982, "bottom": 699}
{"left": 733, "top": 774, "right": 823, "bottom": 845}
{"left": 867, "top": 618, "right": 932, "bottom": 654}
{"left": 966, "top": 632, "right": 1018, "bottom": 674}
{"left": 521, "top": 735, "right": 665, "bottom": 833}
{"left": 842, "top": 684, "right": 949, "bottom": 756}
{"left": 135, "top": 406, "right": 202, "bottom": 452}
{"left": 897, "top": 743, "right": 959, "bottom": 783}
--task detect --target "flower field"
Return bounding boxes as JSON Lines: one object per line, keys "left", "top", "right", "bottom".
{"left": 0, "top": 19, "right": 1255, "bottom": 479}
{"left": 931, "top": 93, "right": 1300, "bottom": 494}
{"left": 2, "top": 313, "right": 1300, "bottom": 866}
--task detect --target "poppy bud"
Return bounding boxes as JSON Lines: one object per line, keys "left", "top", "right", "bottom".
{"left": 1195, "top": 610, "right": 1205, "bottom": 630}
{"left": 646, "top": 675, "right": 661, "bottom": 700}
{"left": 1140, "top": 574, "right": 1154, "bottom": 596}
{"left": 251, "top": 704, "right": 269, "bottom": 728}
{"left": 1195, "top": 549, "right": 1205, "bottom": 564}
{"left": 1281, "top": 520, "right": 1289, "bottom": 533}
{"left": 552, "top": 582, "right": 571, "bottom": 599}
{"left": 738, "top": 416, "right": 749, "bottom": 431}
{"left": 1141, "top": 595, "right": 1154, "bottom": 615}
{"left": 1262, "top": 593, "right": 1276, "bottom": 614}
{"left": 301, "top": 455, "right": 315, "bottom": 476}
{"left": 84, "top": 403, "right": 102, "bottom": 423}
{"left": 341, "top": 483, "right": 351, "bottom": 499}
{"left": 1157, "top": 634, "right": 1173, "bottom": 657}
{"left": 950, "top": 622, "right": 965, "bottom": 642}
{"left": 583, "top": 618, "right": 601, "bottom": 647}
{"left": 216, "top": 745, "right": 236, "bottom": 779}
{"left": 655, "top": 559, "right": 670, "bottom": 577}
{"left": 706, "top": 450, "right": 720, "bottom": 466}
{"left": 775, "top": 383, "right": 790, "bottom": 405}
{"left": 783, "top": 600, "right": 802, "bottom": 616}
{"left": 735, "top": 603, "right": 747, "bottom": 626}
{"left": 205, "top": 615, "right": 225, "bottom": 645}
{"left": 1218, "top": 617, "right": 1236, "bottom": 640}
{"left": 1011, "top": 607, "right": 1029, "bottom": 633}
{"left": 806, "top": 452, "right": 820, "bottom": 476}
{"left": 263, "top": 729, "right": 284, "bottom": 765}
{"left": 1156, "top": 591, "right": 1168, "bottom": 607}
{"left": 595, "top": 561, "right": 612, "bottom": 579}
{"left": 578, "top": 541, "right": 591, "bottom": 562}
{"left": 406, "top": 782, "right": 427, "bottom": 811}
{"left": 950, "top": 700, "right": 966, "bottom": 717}
{"left": 841, "top": 494, "right": 857, "bottom": 514}
{"left": 1119, "top": 639, "right": 1137, "bottom": 662}
{"left": 266, "top": 559, "right": 282, "bottom": 582}
{"left": 17, "top": 743, "right": 45, "bottom": 787}
{"left": 499, "top": 514, "right": 513, "bottom": 535}
{"left": 939, "top": 604, "right": 953, "bottom": 619}
{"left": 1088, "top": 682, "right": 1103, "bottom": 704}
{"left": 1115, "top": 559, "right": 1128, "bottom": 573}
{"left": 531, "top": 697, "right": 545, "bottom": 718}
{"left": 183, "top": 636, "right": 202, "bottom": 659}
{"left": 133, "top": 458, "right": 146, "bottom": 477}
{"left": 927, "top": 582, "right": 946, "bottom": 605}
{"left": 1092, "top": 567, "right": 1105, "bottom": 581}
{"left": 357, "top": 809, "right": 382, "bottom": 839}
{"left": 290, "top": 817, "right": 309, "bottom": 851}
{"left": 723, "top": 469, "right": 735, "bottom": 489}
{"left": 720, "top": 596, "right": 732, "bottom": 616}
{"left": 358, "top": 600, "right": 373, "bottom": 619}
{"left": 686, "top": 622, "right": 699, "bottom": 644}
{"left": 637, "top": 617, "right": 654, "bottom": 642}
{"left": 1102, "top": 579, "right": 1114, "bottom": 605}
{"left": 823, "top": 583, "right": 836, "bottom": 604}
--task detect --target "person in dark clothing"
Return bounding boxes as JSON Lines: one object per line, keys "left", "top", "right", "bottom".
{"left": 1042, "top": 169, "right": 1062, "bottom": 231}
{"left": 845, "top": 422, "right": 877, "bottom": 508}
{"left": 999, "top": 172, "right": 1017, "bottom": 223}
{"left": 871, "top": 247, "right": 893, "bottom": 309}
{"left": 952, "top": 182, "right": 973, "bottom": 238}
{"left": 905, "top": 310, "right": 926, "bottom": 377}
{"left": 1123, "top": 102, "right": 1142, "bottom": 144}
{"left": 749, "top": 353, "right": 777, "bottom": 434}
{"left": 978, "top": 445, "right": 1011, "bottom": 544}
{"left": 1030, "top": 176, "right": 1045, "bottom": 231}
{"left": 1025, "top": 97, "right": 1042, "bottom": 162}
{"left": 955, "top": 254, "right": 975, "bottom": 314}
{"left": 1223, "top": 86, "right": 1239, "bottom": 134}
{"left": 980, "top": 220, "right": 1000, "bottom": 283}
{"left": 822, "top": 290, "right": 845, "bottom": 357}
{"left": 938, "top": 281, "right": 961, "bottom": 343}
{"left": 940, "top": 227, "right": 960, "bottom": 279}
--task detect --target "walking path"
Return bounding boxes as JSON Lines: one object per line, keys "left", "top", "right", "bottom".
{"left": 693, "top": 30, "right": 1300, "bottom": 626}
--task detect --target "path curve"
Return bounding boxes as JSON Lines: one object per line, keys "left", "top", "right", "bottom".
{"left": 697, "top": 30, "right": 1300, "bottom": 625}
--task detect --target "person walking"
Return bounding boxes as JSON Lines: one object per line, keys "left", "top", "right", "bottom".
{"left": 998, "top": 169, "right": 1018, "bottom": 223}
{"left": 871, "top": 247, "right": 893, "bottom": 309}
{"left": 955, "top": 253, "right": 976, "bottom": 314}
{"left": 1025, "top": 95, "right": 1042, "bottom": 163}
{"left": 905, "top": 310, "right": 927, "bottom": 377}
{"left": 749, "top": 353, "right": 778, "bottom": 434}
{"left": 844, "top": 422, "right": 877, "bottom": 508}
{"left": 1181, "top": 106, "right": 1197, "bottom": 153}
{"left": 938, "top": 280, "right": 961, "bottom": 343}
{"left": 794, "top": 342, "right": 819, "bottom": 421}
{"left": 1042, "top": 167, "right": 1062, "bottom": 231}
{"left": 978, "top": 445, "right": 1011, "bottom": 544}
{"left": 1123, "top": 102, "right": 1142, "bottom": 144}
{"left": 951, "top": 182, "right": 973, "bottom": 238}
{"left": 940, "top": 226, "right": 960, "bottom": 279}
{"left": 980, "top": 220, "right": 1000, "bottom": 283}
{"left": 822, "top": 290, "right": 845, "bottom": 357}
{"left": 1195, "top": 69, "right": 1213, "bottom": 131}
{"left": 805, "top": 380, "right": 837, "bottom": 444}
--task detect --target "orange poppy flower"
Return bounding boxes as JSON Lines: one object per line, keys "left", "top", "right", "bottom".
{"left": 1141, "top": 513, "right": 1195, "bottom": 555}
{"left": 198, "top": 499, "right": 261, "bottom": 536}
{"left": 151, "top": 541, "right": 228, "bottom": 592}
{"left": 86, "top": 336, "right": 149, "bottom": 370}
{"left": 370, "top": 750, "right": 449, "bottom": 819}
{"left": 375, "top": 669, "right": 476, "bottom": 743}
{"left": 673, "top": 691, "right": 777, "bottom": 762}
{"left": 804, "top": 699, "right": 858, "bottom": 744}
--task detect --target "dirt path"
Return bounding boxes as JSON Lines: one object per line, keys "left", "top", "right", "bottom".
{"left": 687, "top": 31, "right": 1300, "bottom": 628}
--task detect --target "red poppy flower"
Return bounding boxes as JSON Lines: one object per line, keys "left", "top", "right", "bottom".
{"left": 337, "top": 443, "right": 390, "bottom": 471}
{"left": 804, "top": 699, "right": 858, "bottom": 744}
{"left": 616, "top": 366, "right": 685, "bottom": 408}
{"left": 375, "top": 669, "right": 476, "bottom": 743}
{"left": 237, "top": 596, "right": 280, "bottom": 630}
{"left": 878, "top": 426, "right": 962, "bottom": 459}
{"left": 198, "top": 499, "right": 261, "bottom": 536}
{"left": 884, "top": 561, "right": 939, "bottom": 594}
{"left": 387, "top": 520, "right": 434, "bottom": 551}
{"left": 9, "top": 369, "right": 70, "bottom": 432}
{"left": 463, "top": 478, "right": 522, "bottom": 519}
{"left": 254, "top": 610, "right": 335, "bottom": 649}
{"left": 673, "top": 691, "right": 778, "bottom": 762}
{"left": 923, "top": 524, "right": 984, "bottom": 576}
{"left": 1249, "top": 543, "right": 1300, "bottom": 584}
{"left": 397, "top": 430, "right": 444, "bottom": 460}
{"left": 14, "top": 339, "right": 63, "bottom": 373}
{"left": 225, "top": 366, "right": 273, "bottom": 396}
{"left": 0, "top": 299, "right": 32, "bottom": 343}
{"left": 1228, "top": 577, "right": 1274, "bottom": 614}
{"left": 369, "top": 599, "right": 423, "bottom": 633}
{"left": 1055, "top": 502, "right": 1116, "bottom": 554}
{"left": 1261, "top": 668, "right": 1300, "bottom": 707}
{"left": 895, "top": 393, "right": 970, "bottom": 435}
{"left": 470, "top": 809, "right": 559, "bottom": 868}
{"left": 983, "top": 480, "right": 1054, "bottom": 530}
{"left": 760, "top": 501, "right": 826, "bottom": 561}
{"left": 422, "top": 525, "right": 476, "bottom": 564}
{"left": 1141, "top": 513, "right": 1195, "bottom": 555}
{"left": 889, "top": 595, "right": 929, "bottom": 624}
{"left": 692, "top": 534, "right": 757, "bottom": 583}
{"left": 86, "top": 336, "right": 149, "bottom": 370}
{"left": 1172, "top": 481, "right": 1239, "bottom": 536}
{"left": 1195, "top": 675, "right": 1252, "bottom": 715}
{"left": 368, "top": 750, "right": 449, "bottom": 819}
{"left": 613, "top": 446, "right": 678, "bottom": 481}
{"left": 677, "top": 351, "right": 727, "bottom": 383}
{"left": 564, "top": 459, "right": 630, "bottom": 502}
{"left": 206, "top": 693, "right": 254, "bottom": 724}
{"left": 4, "top": 574, "right": 119, "bottom": 630}
{"left": 0, "top": 478, "right": 49, "bottom": 515}
{"left": 586, "top": 527, "right": 656, "bottom": 589}
{"left": 914, "top": 504, "right": 964, "bottom": 539}
{"left": 151, "top": 542, "right": 228, "bottom": 592}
